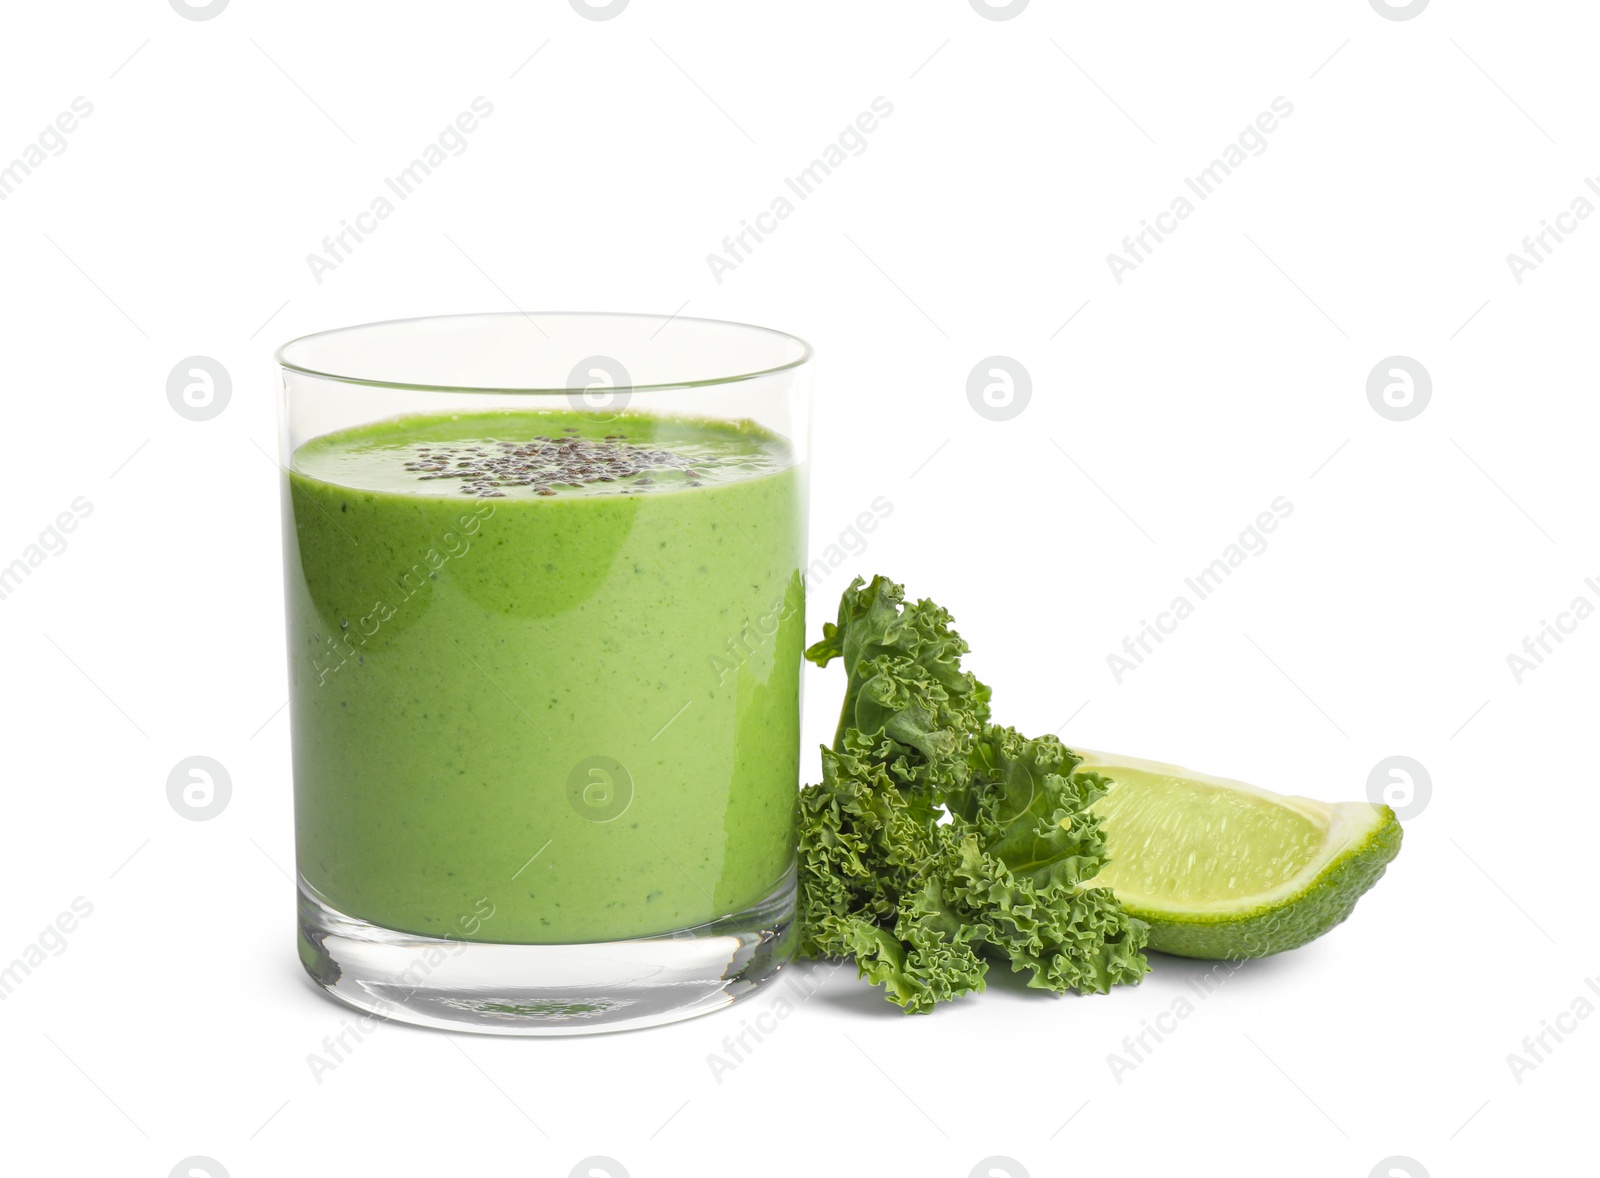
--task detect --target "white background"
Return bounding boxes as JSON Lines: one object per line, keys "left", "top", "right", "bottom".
{"left": 1, "top": 1, "right": 1594, "bottom": 1175}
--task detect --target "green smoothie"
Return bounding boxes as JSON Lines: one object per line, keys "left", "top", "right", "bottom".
{"left": 283, "top": 409, "right": 805, "bottom": 944}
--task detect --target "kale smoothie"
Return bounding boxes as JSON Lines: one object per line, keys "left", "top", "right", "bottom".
{"left": 283, "top": 410, "right": 805, "bottom": 944}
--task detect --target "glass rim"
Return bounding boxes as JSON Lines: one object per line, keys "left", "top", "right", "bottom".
{"left": 275, "top": 311, "right": 814, "bottom": 395}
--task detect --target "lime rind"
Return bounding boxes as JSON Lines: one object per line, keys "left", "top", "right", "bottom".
{"left": 1077, "top": 752, "right": 1403, "bottom": 960}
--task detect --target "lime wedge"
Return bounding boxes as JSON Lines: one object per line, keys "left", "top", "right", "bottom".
{"left": 1077, "top": 752, "right": 1402, "bottom": 960}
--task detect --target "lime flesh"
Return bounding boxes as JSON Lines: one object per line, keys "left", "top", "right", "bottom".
{"left": 1078, "top": 752, "right": 1402, "bottom": 959}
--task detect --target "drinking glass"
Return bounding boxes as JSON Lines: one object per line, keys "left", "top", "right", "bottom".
{"left": 276, "top": 312, "right": 811, "bottom": 1034}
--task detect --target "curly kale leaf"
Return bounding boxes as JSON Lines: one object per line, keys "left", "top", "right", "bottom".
{"left": 817, "top": 876, "right": 989, "bottom": 1015}
{"left": 796, "top": 576, "right": 1148, "bottom": 1011}
{"left": 806, "top": 576, "right": 991, "bottom": 797}
{"left": 952, "top": 725, "right": 1115, "bottom": 891}
{"left": 797, "top": 733, "right": 938, "bottom": 957}
{"left": 797, "top": 731, "right": 989, "bottom": 1013}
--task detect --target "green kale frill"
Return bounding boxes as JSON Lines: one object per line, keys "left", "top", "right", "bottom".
{"left": 796, "top": 575, "right": 1149, "bottom": 1013}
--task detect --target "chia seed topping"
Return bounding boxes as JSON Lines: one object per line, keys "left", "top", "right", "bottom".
{"left": 401, "top": 434, "right": 712, "bottom": 498}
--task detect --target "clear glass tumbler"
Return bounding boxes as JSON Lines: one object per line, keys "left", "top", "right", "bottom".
{"left": 275, "top": 312, "right": 811, "bottom": 1035}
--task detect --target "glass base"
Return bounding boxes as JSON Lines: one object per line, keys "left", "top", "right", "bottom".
{"left": 296, "top": 872, "right": 797, "bottom": 1036}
